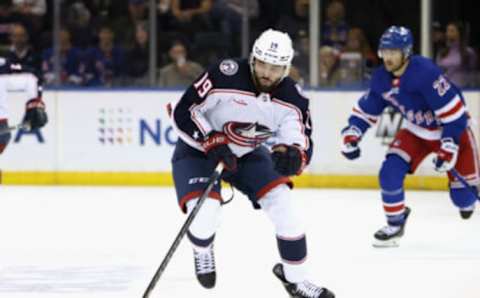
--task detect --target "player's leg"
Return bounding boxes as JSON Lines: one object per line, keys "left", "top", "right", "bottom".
{"left": 374, "top": 129, "right": 430, "bottom": 247}
{"left": 447, "top": 128, "right": 480, "bottom": 219}
{"left": 0, "top": 120, "right": 12, "bottom": 183}
{"left": 229, "top": 146, "right": 334, "bottom": 298}
{"left": 171, "top": 140, "right": 222, "bottom": 289}
{"left": 0, "top": 120, "right": 12, "bottom": 154}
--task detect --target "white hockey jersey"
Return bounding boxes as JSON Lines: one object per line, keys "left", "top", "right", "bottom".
{"left": 0, "top": 73, "right": 39, "bottom": 120}
{"left": 172, "top": 58, "right": 313, "bottom": 160}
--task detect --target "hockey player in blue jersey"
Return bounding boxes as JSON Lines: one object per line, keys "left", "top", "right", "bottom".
{"left": 341, "top": 26, "right": 479, "bottom": 247}
{"left": 170, "top": 29, "right": 334, "bottom": 298}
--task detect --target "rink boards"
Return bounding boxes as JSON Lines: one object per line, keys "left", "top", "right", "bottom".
{"left": 0, "top": 89, "right": 479, "bottom": 189}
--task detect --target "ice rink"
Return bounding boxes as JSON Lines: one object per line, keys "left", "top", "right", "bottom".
{"left": 0, "top": 185, "right": 479, "bottom": 298}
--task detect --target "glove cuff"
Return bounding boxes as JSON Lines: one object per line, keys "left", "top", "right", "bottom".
{"left": 202, "top": 132, "right": 229, "bottom": 153}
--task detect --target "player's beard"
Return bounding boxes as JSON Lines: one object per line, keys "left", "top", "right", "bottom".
{"left": 384, "top": 57, "right": 408, "bottom": 74}
{"left": 252, "top": 72, "right": 279, "bottom": 93}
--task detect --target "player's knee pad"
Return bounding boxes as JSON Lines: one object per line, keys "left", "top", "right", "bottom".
{"left": 379, "top": 154, "right": 410, "bottom": 191}
{"left": 258, "top": 184, "right": 304, "bottom": 237}
{"left": 449, "top": 187, "right": 477, "bottom": 208}
{"left": 186, "top": 198, "right": 222, "bottom": 244}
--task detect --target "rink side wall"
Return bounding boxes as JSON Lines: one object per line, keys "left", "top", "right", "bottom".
{"left": 1, "top": 89, "right": 479, "bottom": 189}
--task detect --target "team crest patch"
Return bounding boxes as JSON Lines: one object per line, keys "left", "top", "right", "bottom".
{"left": 219, "top": 59, "right": 238, "bottom": 76}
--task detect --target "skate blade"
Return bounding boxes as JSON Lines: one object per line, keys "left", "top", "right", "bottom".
{"left": 372, "top": 238, "right": 400, "bottom": 248}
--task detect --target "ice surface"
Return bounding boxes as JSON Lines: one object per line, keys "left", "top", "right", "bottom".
{"left": 0, "top": 186, "right": 479, "bottom": 298}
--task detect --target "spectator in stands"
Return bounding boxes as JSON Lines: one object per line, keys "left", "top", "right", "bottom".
{"left": 318, "top": 45, "right": 340, "bottom": 87}
{"left": 432, "top": 21, "right": 445, "bottom": 59}
{"left": 158, "top": 39, "right": 203, "bottom": 87}
{"left": 41, "top": 28, "right": 84, "bottom": 86}
{"left": 157, "top": 0, "right": 175, "bottom": 31}
{"left": 170, "top": 0, "right": 213, "bottom": 40}
{"left": 63, "top": 1, "right": 94, "bottom": 49}
{"left": 436, "top": 21, "right": 477, "bottom": 87}
{"left": 289, "top": 65, "right": 304, "bottom": 86}
{"left": 115, "top": 0, "right": 149, "bottom": 47}
{"left": 5, "top": 22, "right": 41, "bottom": 76}
{"left": 321, "top": 0, "right": 349, "bottom": 51}
{"left": 211, "top": 0, "right": 258, "bottom": 56}
{"left": 126, "top": 22, "right": 150, "bottom": 86}
{"left": 292, "top": 29, "right": 310, "bottom": 84}
{"left": 343, "top": 27, "right": 377, "bottom": 68}
{"left": 10, "top": 0, "right": 46, "bottom": 34}
{"left": 337, "top": 27, "right": 377, "bottom": 85}
{"left": 84, "top": 26, "right": 126, "bottom": 87}
{"left": 1, "top": 1, "right": 15, "bottom": 48}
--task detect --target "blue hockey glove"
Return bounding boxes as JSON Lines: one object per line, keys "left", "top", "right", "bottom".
{"left": 433, "top": 137, "right": 459, "bottom": 172}
{"left": 341, "top": 125, "right": 362, "bottom": 160}
{"left": 202, "top": 132, "right": 237, "bottom": 172}
{"left": 271, "top": 144, "right": 307, "bottom": 176}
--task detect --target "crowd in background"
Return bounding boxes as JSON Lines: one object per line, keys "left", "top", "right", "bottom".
{"left": 0, "top": 0, "right": 478, "bottom": 88}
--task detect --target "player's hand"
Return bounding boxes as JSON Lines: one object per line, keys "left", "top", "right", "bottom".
{"left": 202, "top": 132, "right": 237, "bottom": 172}
{"left": 433, "top": 137, "right": 459, "bottom": 172}
{"left": 23, "top": 97, "right": 47, "bottom": 130}
{"left": 341, "top": 125, "right": 362, "bottom": 160}
{"left": 271, "top": 144, "right": 307, "bottom": 176}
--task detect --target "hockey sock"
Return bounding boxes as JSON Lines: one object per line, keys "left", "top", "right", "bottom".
{"left": 379, "top": 154, "right": 410, "bottom": 226}
{"left": 259, "top": 184, "right": 307, "bottom": 283}
{"left": 186, "top": 198, "right": 222, "bottom": 248}
{"left": 449, "top": 187, "right": 477, "bottom": 209}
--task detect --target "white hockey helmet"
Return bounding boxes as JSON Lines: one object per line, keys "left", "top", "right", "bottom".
{"left": 250, "top": 29, "right": 294, "bottom": 80}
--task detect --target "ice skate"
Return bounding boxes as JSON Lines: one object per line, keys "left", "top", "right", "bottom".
{"left": 193, "top": 244, "right": 216, "bottom": 289}
{"left": 459, "top": 203, "right": 475, "bottom": 220}
{"left": 273, "top": 263, "right": 335, "bottom": 298}
{"left": 373, "top": 207, "right": 411, "bottom": 248}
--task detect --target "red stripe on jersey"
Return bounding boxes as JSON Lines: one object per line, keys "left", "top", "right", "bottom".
{"left": 438, "top": 100, "right": 464, "bottom": 119}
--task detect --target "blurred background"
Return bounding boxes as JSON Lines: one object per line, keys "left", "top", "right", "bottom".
{"left": 0, "top": 0, "right": 479, "bottom": 89}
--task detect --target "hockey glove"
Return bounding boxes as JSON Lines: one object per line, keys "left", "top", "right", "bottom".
{"left": 23, "top": 98, "right": 48, "bottom": 130}
{"left": 271, "top": 144, "right": 307, "bottom": 176}
{"left": 433, "top": 137, "right": 459, "bottom": 172}
{"left": 202, "top": 132, "right": 237, "bottom": 172}
{"left": 341, "top": 125, "right": 362, "bottom": 160}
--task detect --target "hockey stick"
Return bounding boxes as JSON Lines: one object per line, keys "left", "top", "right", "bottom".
{"left": 0, "top": 122, "right": 30, "bottom": 135}
{"left": 142, "top": 162, "right": 224, "bottom": 298}
{"left": 449, "top": 168, "right": 480, "bottom": 201}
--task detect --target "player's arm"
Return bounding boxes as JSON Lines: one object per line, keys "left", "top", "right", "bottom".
{"left": 6, "top": 71, "right": 47, "bottom": 131}
{"left": 341, "top": 86, "right": 386, "bottom": 160}
{"left": 271, "top": 91, "right": 312, "bottom": 177}
{"left": 172, "top": 70, "right": 217, "bottom": 144}
{"left": 172, "top": 68, "right": 237, "bottom": 171}
{"left": 421, "top": 71, "right": 467, "bottom": 172}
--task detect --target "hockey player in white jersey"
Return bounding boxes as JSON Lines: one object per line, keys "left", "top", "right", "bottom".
{"left": 0, "top": 57, "right": 48, "bottom": 154}
{"left": 170, "top": 29, "right": 334, "bottom": 298}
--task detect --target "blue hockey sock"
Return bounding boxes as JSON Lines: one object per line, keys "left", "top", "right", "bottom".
{"left": 379, "top": 154, "right": 410, "bottom": 226}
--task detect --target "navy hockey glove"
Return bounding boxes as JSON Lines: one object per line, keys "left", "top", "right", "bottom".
{"left": 23, "top": 98, "right": 47, "bottom": 130}
{"left": 433, "top": 138, "right": 459, "bottom": 172}
{"left": 202, "top": 132, "right": 237, "bottom": 172}
{"left": 271, "top": 144, "right": 307, "bottom": 176}
{"left": 341, "top": 125, "right": 362, "bottom": 160}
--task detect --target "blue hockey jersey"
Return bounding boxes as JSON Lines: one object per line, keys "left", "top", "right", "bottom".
{"left": 348, "top": 55, "right": 468, "bottom": 142}
{"left": 172, "top": 58, "right": 313, "bottom": 161}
